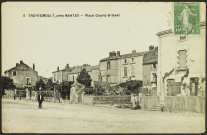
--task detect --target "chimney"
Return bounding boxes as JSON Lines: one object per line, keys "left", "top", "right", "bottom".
{"left": 132, "top": 50, "right": 136, "bottom": 54}
{"left": 109, "top": 52, "right": 112, "bottom": 57}
{"left": 149, "top": 45, "right": 154, "bottom": 51}
{"left": 20, "top": 60, "right": 23, "bottom": 64}
{"left": 117, "top": 51, "right": 120, "bottom": 56}
{"left": 65, "top": 63, "right": 69, "bottom": 70}
{"left": 33, "top": 63, "right": 35, "bottom": 70}
{"left": 57, "top": 66, "right": 59, "bottom": 71}
{"left": 16, "top": 63, "right": 19, "bottom": 66}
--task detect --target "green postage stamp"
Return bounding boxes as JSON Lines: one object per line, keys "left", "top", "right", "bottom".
{"left": 174, "top": 3, "right": 200, "bottom": 35}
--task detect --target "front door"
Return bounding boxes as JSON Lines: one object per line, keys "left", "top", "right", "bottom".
{"left": 190, "top": 77, "right": 199, "bottom": 96}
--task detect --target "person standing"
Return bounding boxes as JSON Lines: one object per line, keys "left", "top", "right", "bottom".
{"left": 37, "top": 87, "right": 44, "bottom": 109}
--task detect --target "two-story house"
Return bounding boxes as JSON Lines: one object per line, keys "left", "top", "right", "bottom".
{"left": 52, "top": 64, "right": 73, "bottom": 84}
{"left": 68, "top": 65, "right": 100, "bottom": 86}
{"left": 99, "top": 50, "right": 146, "bottom": 84}
{"left": 4, "top": 60, "right": 38, "bottom": 89}
{"left": 157, "top": 22, "right": 206, "bottom": 104}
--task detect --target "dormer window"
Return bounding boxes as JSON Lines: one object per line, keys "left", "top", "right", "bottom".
{"left": 12, "top": 71, "right": 17, "bottom": 76}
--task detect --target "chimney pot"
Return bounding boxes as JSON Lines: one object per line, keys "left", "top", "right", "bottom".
{"left": 149, "top": 45, "right": 154, "bottom": 51}
{"left": 20, "top": 60, "right": 23, "bottom": 64}
{"left": 132, "top": 50, "right": 136, "bottom": 53}
{"left": 33, "top": 63, "right": 35, "bottom": 70}
{"left": 57, "top": 66, "right": 59, "bottom": 71}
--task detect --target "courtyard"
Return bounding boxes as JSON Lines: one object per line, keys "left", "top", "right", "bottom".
{"left": 2, "top": 98, "right": 205, "bottom": 133}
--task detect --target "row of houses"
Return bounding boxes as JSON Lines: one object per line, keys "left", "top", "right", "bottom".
{"left": 51, "top": 45, "right": 158, "bottom": 90}
{"left": 4, "top": 21, "right": 206, "bottom": 100}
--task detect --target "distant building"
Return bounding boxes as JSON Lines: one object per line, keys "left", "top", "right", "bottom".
{"left": 4, "top": 60, "right": 38, "bottom": 89}
{"left": 157, "top": 22, "right": 206, "bottom": 104}
{"left": 99, "top": 50, "right": 146, "bottom": 84}
{"left": 142, "top": 46, "right": 158, "bottom": 91}
{"left": 38, "top": 76, "right": 49, "bottom": 84}
{"left": 68, "top": 65, "right": 100, "bottom": 86}
{"left": 52, "top": 64, "right": 73, "bottom": 84}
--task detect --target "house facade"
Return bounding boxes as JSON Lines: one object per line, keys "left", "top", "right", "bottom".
{"left": 4, "top": 60, "right": 38, "bottom": 89}
{"left": 157, "top": 22, "right": 206, "bottom": 104}
{"left": 99, "top": 50, "right": 145, "bottom": 84}
{"left": 52, "top": 64, "right": 72, "bottom": 84}
{"left": 142, "top": 46, "right": 158, "bottom": 95}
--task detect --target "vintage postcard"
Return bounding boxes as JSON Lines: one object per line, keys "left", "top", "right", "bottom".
{"left": 1, "top": 2, "right": 206, "bottom": 133}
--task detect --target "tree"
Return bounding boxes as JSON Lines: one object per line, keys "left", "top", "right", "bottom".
{"left": 77, "top": 68, "right": 92, "bottom": 87}
{"left": 45, "top": 78, "right": 54, "bottom": 90}
{"left": 58, "top": 81, "right": 73, "bottom": 99}
{"left": 1, "top": 76, "right": 16, "bottom": 95}
{"left": 35, "top": 79, "right": 46, "bottom": 90}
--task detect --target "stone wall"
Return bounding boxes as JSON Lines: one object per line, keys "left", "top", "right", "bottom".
{"left": 165, "top": 96, "right": 205, "bottom": 113}
{"left": 139, "top": 96, "right": 160, "bottom": 110}
{"left": 82, "top": 95, "right": 131, "bottom": 105}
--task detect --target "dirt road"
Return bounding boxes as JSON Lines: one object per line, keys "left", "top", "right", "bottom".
{"left": 2, "top": 99, "right": 205, "bottom": 133}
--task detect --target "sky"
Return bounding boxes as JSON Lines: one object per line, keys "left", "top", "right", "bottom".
{"left": 2, "top": 2, "right": 176, "bottom": 78}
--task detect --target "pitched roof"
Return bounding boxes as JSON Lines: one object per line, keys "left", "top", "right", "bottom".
{"left": 4, "top": 61, "right": 36, "bottom": 73}
{"left": 143, "top": 49, "right": 158, "bottom": 65}
{"left": 100, "top": 51, "right": 146, "bottom": 62}
{"left": 52, "top": 67, "right": 73, "bottom": 73}
{"left": 69, "top": 65, "right": 99, "bottom": 74}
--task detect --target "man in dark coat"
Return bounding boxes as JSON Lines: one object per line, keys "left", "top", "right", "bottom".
{"left": 37, "top": 87, "right": 44, "bottom": 109}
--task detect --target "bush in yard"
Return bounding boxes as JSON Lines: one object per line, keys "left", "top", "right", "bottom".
{"left": 119, "top": 80, "right": 142, "bottom": 95}
{"left": 77, "top": 68, "right": 92, "bottom": 88}
{"left": 45, "top": 78, "right": 55, "bottom": 90}
{"left": 93, "top": 82, "right": 106, "bottom": 95}
{"left": 58, "top": 81, "right": 73, "bottom": 99}
{"left": 35, "top": 79, "right": 46, "bottom": 90}
{"left": 84, "top": 87, "right": 94, "bottom": 95}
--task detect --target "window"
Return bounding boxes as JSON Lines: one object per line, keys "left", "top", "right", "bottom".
{"left": 73, "top": 76, "right": 74, "bottom": 82}
{"left": 153, "top": 63, "right": 156, "bottom": 68}
{"left": 124, "top": 59, "right": 127, "bottom": 63}
{"left": 151, "top": 73, "right": 157, "bottom": 82}
{"left": 131, "top": 66, "right": 135, "bottom": 76}
{"left": 124, "top": 67, "right": 127, "bottom": 76}
{"left": 132, "top": 58, "right": 134, "bottom": 63}
{"left": 107, "top": 62, "right": 110, "bottom": 70}
{"left": 26, "top": 77, "right": 31, "bottom": 85}
{"left": 12, "top": 71, "right": 16, "bottom": 76}
{"left": 178, "top": 50, "right": 187, "bottom": 69}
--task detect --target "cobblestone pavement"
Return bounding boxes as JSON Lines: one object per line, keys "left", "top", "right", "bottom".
{"left": 2, "top": 98, "right": 205, "bottom": 133}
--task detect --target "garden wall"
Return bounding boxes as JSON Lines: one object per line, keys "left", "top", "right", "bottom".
{"left": 165, "top": 96, "right": 205, "bottom": 113}
{"left": 139, "top": 96, "right": 160, "bottom": 110}
{"left": 82, "top": 95, "right": 131, "bottom": 105}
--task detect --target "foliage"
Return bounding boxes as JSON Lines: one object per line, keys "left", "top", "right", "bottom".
{"left": 93, "top": 82, "right": 106, "bottom": 95}
{"left": 84, "top": 87, "right": 94, "bottom": 95}
{"left": 35, "top": 79, "right": 46, "bottom": 90}
{"left": 162, "top": 68, "right": 174, "bottom": 82}
{"left": 45, "top": 78, "right": 55, "bottom": 90}
{"left": 57, "top": 81, "right": 73, "bottom": 99}
{"left": 77, "top": 68, "right": 92, "bottom": 87}
{"left": 119, "top": 80, "right": 142, "bottom": 95}
{"left": 181, "top": 69, "right": 189, "bottom": 82}
{"left": 1, "top": 76, "right": 16, "bottom": 95}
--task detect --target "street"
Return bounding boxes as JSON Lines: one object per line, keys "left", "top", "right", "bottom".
{"left": 2, "top": 98, "right": 205, "bottom": 133}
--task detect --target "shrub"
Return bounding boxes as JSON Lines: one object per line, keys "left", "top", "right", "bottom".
{"left": 84, "top": 87, "right": 94, "bottom": 95}
{"left": 119, "top": 80, "right": 143, "bottom": 95}
{"left": 77, "top": 68, "right": 92, "bottom": 87}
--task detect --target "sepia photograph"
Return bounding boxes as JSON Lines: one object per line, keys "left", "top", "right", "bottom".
{"left": 1, "top": 1, "right": 206, "bottom": 133}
